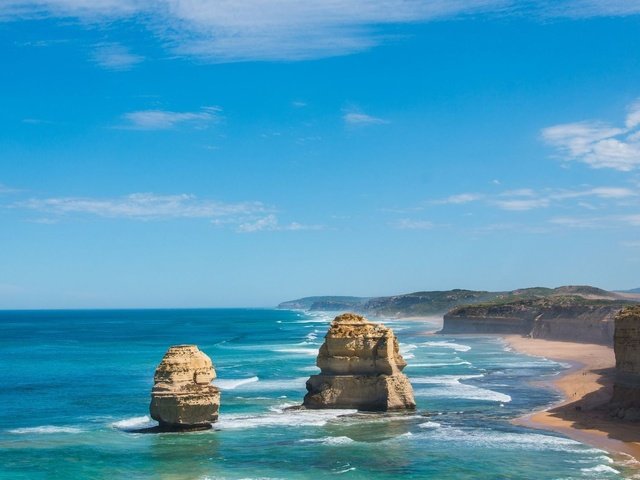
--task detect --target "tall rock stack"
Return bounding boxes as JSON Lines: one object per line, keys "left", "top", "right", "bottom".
{"left": 150, "top": 345, "right": 220, "bottom": 431}
{"left": 611, "top": 306, "right": 640, "bottom": 421}
{"left": 303, "top": 313, "right": 416, "bottom": 411}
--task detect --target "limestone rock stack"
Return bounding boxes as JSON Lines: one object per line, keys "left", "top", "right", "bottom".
{"left": 303, "top": 313, "right": 416, "bottom": 411}
{"left": 611, "top": 306, "right": 640, "bottom": 421}
{"left": 149, "top": 345, "right": 220, "bottom": 430}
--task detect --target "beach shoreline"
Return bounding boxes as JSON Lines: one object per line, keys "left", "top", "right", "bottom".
{"left": 504, "top": 335, "right": 640, "bottom": 463}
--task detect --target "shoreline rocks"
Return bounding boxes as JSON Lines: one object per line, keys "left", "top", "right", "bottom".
{"left": 149, "top": 345, "right": 220, "bottom": 431}
{"left": 303, "top": 313, "right": 416, "bottom": 411}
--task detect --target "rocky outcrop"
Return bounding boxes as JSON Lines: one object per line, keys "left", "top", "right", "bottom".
{"left": 303, "top": 313, "right": 416, "bottom": 411}
{"left": 441, "top": 298, "right": 629, "bottom": 345}
{"left": 611, "top": 306, "right": 640, "bottom": 420}
{"left": 149, "top": 345, "right": 220, "bottom": 431}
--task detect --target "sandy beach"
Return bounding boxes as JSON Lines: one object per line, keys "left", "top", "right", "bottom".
{"left": 505, "top": 335, "right": 640, "bottom": 462}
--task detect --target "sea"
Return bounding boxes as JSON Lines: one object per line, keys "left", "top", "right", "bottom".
{"left": 0, "top": 308, "right": 637, "bottom": 479}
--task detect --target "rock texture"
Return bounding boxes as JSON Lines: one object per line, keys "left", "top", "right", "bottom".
{"left": 149, "top": 345, "right": 220, "bottom": 430}
{"left": 611, "top": 306, "right": 640, "bottom": 420}
{"left": 303, "top": 313, "right": 416, "bottom": 411}
{"left": 442, "top": 298, "right": 627, "bottom": 345}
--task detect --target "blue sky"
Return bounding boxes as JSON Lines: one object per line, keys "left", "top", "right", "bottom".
{"left": 2, "top": 1, "right": 640, "bottom": 308}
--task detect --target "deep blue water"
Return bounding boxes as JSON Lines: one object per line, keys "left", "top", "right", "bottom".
{"left": 0, "top": 309, "right": 634, "bottom": 479}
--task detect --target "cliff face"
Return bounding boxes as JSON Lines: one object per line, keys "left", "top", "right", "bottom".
{"left": 303, "top": 313, "right": 415, "bottom": 411}
{"left": 529, "top": 306, "right": 617, "bottom": 344}
{"left": 149, "top": 345, "right": 220, "bottom": 430}
{"left": 441, "top": 303, "right": 536, "bottom": 335}
{"left": 611, "top": 306, "right": 640, "bottom": 420}
{"left": 442, "top": 298, "right": 629, "bottom": 345}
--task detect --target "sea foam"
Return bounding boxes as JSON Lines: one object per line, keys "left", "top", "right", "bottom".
{"left": 420, "top": 341, "right": 472, "bottom": 352}
{"left": 216, "top": 376, "right": 260, "bottom": 390}
{"left": 412, "top": 375, "right": 512, "bottom": 403}
{"left": 8, "top": 425, "right": 83, "bottom": 434}
{"left": 111, "top": 416, "right": 156, "bottom": 431}
{"left": 216, "top": 408, "right": 357, "bottom": 430}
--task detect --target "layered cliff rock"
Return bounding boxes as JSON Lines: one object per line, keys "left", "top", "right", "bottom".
{"left": 441, "top": 297, "right": 631, "bottom": 345}
{"left": 303, "top": 313, "right": 416, "bottom": 411}
{"left": 149, "top": 345, "right": 220, "bottom": 430}
{"left": 611, "top": 306, "right": 640, "bottom": 420}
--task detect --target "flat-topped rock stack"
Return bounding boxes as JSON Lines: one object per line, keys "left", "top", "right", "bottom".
{"left": 149, "top": 345, "right": 220, "bottom": 431}
{"left": 303, "top": 313, "right": 416, "bottom": 411}
{"left": 611, "top": 306, "right": 640, "bottom": 421}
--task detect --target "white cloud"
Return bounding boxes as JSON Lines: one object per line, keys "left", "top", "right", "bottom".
{"left": 542, "top": 100, "right": 640, "bottom": 171}
{"left": 549, "top": 216, "right": 604, "bottom": 228}
{"left": 237, "top": 214, "right": 324, "bottom": 233}
{"left": 16, "top": 193, "right": 267, "bottom": 220}
{"left": 6, "top": 1, "right": 640, "bottom": 62}
{"left": 391, "top": 218, "right": 434, "bottom": 230}
{"left": 428, "top": 185, "right": 637, "bottom": 212}
{"left": 121, "top": 107, "right": 221, "bottom": 130}
{"left": 493, "top": 198, "right": 551, "bottom": 211}
{"left": 92, "top": 43, "right": 143, "bottom": 70}
{"left": 621, "top": 214, "right": 640, "bottom": 226}
{"left": 434, "top": 193, "right": 484, "bottom": 204}
{"left": 549, "top": 213, "right": 640, "bottom": 229}
{"left": 343, "top": 111, "right": 388, "bottom": 126}
{"left": 0, "top": 0, "right": 507, "bottom": 61}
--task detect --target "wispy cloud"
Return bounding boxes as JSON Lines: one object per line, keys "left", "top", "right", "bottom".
{"left": 434, "top": 193, "right": 484, "bottom": 205}
{"left": 0, "top": 183, "right": 20, "bottom": 194}
{"left": 237, "top": 214, "right": 324, "bottom": 233}
{"left": 542, "top": 99, "right": 640, "bottom": 171}
{"left": 15, "top": 193, "right": 267, "bottom": 220}
{"left": 543, "top": 0, "right": 640, "bottom": 18}
{"left": 92, "top": 43, "right": 143, "bottom": 71}
{"left": 493, "top": 198, "right": 551, "bottom": 211}
{"left": 13, "top": 192, "right": 323, "bottom": 232}
{"left": 550, "top": 213, "right": 640, "bottom": 229}
{"left": 343, "top": 110, "right": 388, "bottom": 126}
{"left": 429, "top": 186, "right": 637, "bottom": 212}
{"left": 391, "top": 218, "right": 434, "bottom": 230}
{"left": 5, "top": 1, "right": 640, "bottom": 62}
{"left": 121, "top": 107, "right": 221, "bottom": 130}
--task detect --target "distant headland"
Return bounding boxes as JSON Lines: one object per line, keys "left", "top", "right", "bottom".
{"left": 279, "top": 285, "right": 640, "bottom": 346}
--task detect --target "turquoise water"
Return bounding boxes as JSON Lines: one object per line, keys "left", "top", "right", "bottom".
{"left": 0, "top": 309, "right": 634, "bottom": 479}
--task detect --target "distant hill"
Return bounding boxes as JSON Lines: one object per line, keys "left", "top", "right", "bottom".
{"left": 278, "top": 285, "right": 626, "bottom": 317}
{"left": 277, "top": 296, "right": 369, "bottom": 311}
{"left": 618, "top": 288, "right": 640, "bottom": 294}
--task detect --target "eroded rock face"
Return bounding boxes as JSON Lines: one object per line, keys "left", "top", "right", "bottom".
{"left": 611, "top": 306, "right": 640, "bottom": 421}
{"left": 303, "top": 313, "right": 416, "bottom": 411}
{"left": 149, "top": 345, "right": 220, "bottom": 430}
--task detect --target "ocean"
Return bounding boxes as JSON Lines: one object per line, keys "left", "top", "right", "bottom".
{"left": 0, "top": 308, "right": 635, "bottom": 479}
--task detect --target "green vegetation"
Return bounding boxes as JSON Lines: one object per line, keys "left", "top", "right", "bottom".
{"left": 278, "top": 285, "right": 632, "bottom": 317}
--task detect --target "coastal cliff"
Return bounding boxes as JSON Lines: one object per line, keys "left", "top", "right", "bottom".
{"left": 279, "top": 285, "right": 626, "bottom": 318}
{"left": 611, "top": 306, "right": 640, "bottom": 420}
{"left": 303, "top": 313, "right": 416, "bottom": 411}
{"left": 149, "top": 345, "right": 220, "bottom": 431}
{"left": 442, "top": 296, "right": 630, "bottom": 345}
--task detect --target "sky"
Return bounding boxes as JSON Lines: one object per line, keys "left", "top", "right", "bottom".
{"left": 2, "top": 0, "right": 640, "bottom": 308}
